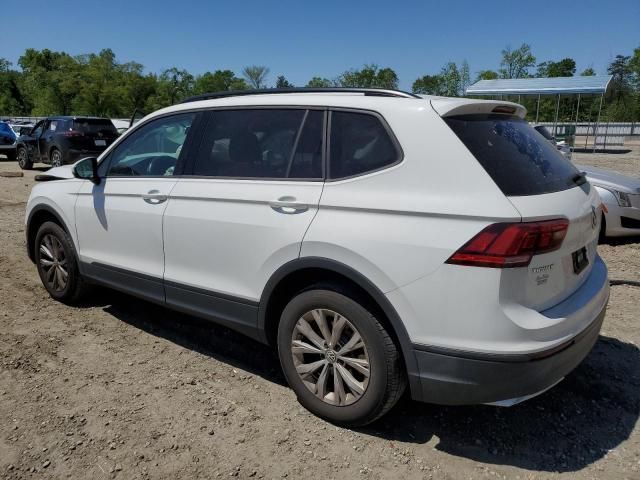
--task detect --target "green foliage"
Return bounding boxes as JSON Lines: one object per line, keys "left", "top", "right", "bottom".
{"left": 337, "top": 64, "right": 398, "bottom": 89}
{"left": 580, "top": 67, "right": 596, "bottom": 76}
{"left": 306, "top": 77, "right": 334, "bottom": 88}
{"left": 275, "top": 75, "right": 294, "bottom": 88}
{"left": 412, "top": 75, "right": 445, "bottom": 95}
{"left": 476, "top": 70, "right": 499, "bottom": 81}
{"left": 242, "top": 65, "right": 270, "bottom": 89}
{"left": 499, "top": 43, "right": 536, "bottom": 79}
{"left": 194, "top": 70, "right": 247, "bottom": 94}
{"left": 537, "top": 58, "right": 576, "bottom": 77}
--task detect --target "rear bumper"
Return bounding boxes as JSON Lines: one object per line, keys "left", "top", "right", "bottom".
{"left": 409, "top": 299, "right": 606, "bottom": 405}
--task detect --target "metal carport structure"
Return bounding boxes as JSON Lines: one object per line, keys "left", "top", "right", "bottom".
{"left": 465, "top": 75, "right": 613, "bottom": 149}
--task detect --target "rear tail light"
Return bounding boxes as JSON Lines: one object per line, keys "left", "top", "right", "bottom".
{"left": 61, "top": 130, "right": 84, "bottom": 137}
{"left": 446, "top": 219, "right": 569, "bottom": 268}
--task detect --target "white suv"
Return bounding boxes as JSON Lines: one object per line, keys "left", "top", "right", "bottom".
{"left": 25, "top": 88, "right": 609, "bottom": 426}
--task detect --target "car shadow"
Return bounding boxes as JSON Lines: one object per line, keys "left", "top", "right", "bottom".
{"left": 86, "top": 289, "right": 639, "bottom": 473}
{"left": 602, "top": 235, "right": 640, "bottom": 246}
{"left": 92, "top": 289, "right": 287, "bottom": 387}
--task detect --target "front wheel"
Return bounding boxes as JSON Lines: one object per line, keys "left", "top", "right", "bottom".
{"left": 34, "top": 221, "right": 89, "bottom": 304}
{"left": 277, "top": 289, "right": 406, "bottom": 426}
{"left": 17, "top": 147, "right": 32, "bottom": 170}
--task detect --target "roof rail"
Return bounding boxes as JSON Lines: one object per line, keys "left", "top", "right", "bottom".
{"left": 180, "top": 87, "right": 420, "bottom": 103}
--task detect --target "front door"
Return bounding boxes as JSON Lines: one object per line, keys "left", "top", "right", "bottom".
{"left": 74, "top": 112, "right": 199, "bottom": 303}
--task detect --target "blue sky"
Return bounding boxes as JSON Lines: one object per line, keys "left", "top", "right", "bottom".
{"left": 2, "top": 0, "right": 638, "bottom": 89}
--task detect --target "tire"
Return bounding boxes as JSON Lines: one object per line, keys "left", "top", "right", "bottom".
{"left": 599, "top": 213, "right": 607, "bottom": 243}
{"left": 277, "top": 288, "right": 406, "bottom": 426}
{"left": 17, "top": 146, "right": 32, "bottom": 170}
{"left": 50, "top": 148, "right": 63, "bottom": 167}
{"left": 34, "top": 221, "right": 89, "bottom": 304}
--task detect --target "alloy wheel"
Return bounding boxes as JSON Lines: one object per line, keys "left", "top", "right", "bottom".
{"left": 51, "top": 150, "right": 63, "bottom": 167}
{"left": 17, "top": 148, "right": 27, "bottom": 168}
{"left": 39, "top": 234, "right": 68, "bottom": 292}
{"left": 291, "top": 308, "right": 370, "bottom": 406}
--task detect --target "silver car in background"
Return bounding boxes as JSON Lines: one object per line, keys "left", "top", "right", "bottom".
{"left": 576, "top": 164, "right": 640, "bottom": 239}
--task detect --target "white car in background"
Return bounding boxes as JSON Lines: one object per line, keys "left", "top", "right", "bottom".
{"left": 577, "top": 164, "right": 640, "bottom": 238}
{"left": 24, "top": 89, "right": 609, "bottom": 425}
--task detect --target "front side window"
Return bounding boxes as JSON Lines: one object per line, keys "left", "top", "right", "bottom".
{"left": 328, "top": 111, "right": 400, "bottom": 179}
{"left": 31, "top": 121, "right": 44, "bottom": 137}
{"left": 106, "top": 113, "right": 195, "bottom": 177}
{"left": 193, "top": 109, "right": 323, "bottom": 179}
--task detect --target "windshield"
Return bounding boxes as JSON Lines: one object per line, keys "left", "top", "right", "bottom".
{"left": 445, "top": 114, "right": 580, "bottom": 196}
{"left": 534, "top": 125, "right": 554, "bottom": 141}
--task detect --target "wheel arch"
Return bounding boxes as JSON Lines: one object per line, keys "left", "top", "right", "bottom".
{"left": 258, "top": 257, "right": 420, "bottom": 395}
{"left": 26, "top": 204, "right": 71, "bottom": 263}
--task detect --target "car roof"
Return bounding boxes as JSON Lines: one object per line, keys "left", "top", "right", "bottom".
{"left": 144, "top": 91, "right": 526, "bottom": 124}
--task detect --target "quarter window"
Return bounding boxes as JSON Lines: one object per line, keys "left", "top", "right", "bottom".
{"left": 106, "top": 113, "right": 195, "bottom": 177}
{"left": 192, "top": 109, "right": 323, "bottom": 179}
{"left": 328, "top": 111, "right": 399, "bottom": 179}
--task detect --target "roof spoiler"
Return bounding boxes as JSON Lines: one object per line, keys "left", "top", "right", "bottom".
{"left": 430, "top": 98, "right": 526, "bottom": 119}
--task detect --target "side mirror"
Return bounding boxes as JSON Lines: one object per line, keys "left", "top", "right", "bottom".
{"left": 73, "top": 157, "right": 101, "bottom": 185}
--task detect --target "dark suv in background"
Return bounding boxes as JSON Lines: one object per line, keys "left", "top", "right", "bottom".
{"left": 16, "top": 116, "right": 118, "bottom": 169}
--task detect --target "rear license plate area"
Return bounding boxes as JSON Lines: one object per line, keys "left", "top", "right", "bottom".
{"left": 94, "top": 139, "right": 106, "bottom": 146}
{"left": 572, "top": 247, "right": 589, "bottom": 274}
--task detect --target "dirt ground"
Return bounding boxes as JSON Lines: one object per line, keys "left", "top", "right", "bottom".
{"left": 0, "top": 146, "right": 639, "bottom": 480}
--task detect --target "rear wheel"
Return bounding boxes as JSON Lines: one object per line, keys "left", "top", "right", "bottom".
{"left": 35, "top": 221, "right": 89, "bottom": 304}
{"left": 17, "top": 147, "right": 32, "bottom": 170}
{"left": 50, "top": 148, "right": 63, "bottom": 167}
{"left": 277, "top": 289, "right": 405, "bottom": 426}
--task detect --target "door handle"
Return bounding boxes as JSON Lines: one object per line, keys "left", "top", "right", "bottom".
{"left": 142, "top": 189, "right": 168, "bottom": 204}
{"left": 269, "top": 196, "right": 309, "bottom": 214}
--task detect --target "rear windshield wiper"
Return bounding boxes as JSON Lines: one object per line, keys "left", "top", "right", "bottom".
{"left": 570, "top": 171, "right": 588, "bottom": 186}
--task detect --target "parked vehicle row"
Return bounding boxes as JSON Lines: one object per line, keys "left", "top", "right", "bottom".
{"left": 15, "top": 116, "right": 119, "bottom": 169}
{"left": 25, "top": 88, "right": 609, "bottom": 425}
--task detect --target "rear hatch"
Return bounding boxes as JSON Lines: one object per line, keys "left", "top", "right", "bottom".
{"left": 436, "top": 100, "right": 602, "bottom": 311}
{"left": 70, "top": 118, "right": 119, "bottom": 151}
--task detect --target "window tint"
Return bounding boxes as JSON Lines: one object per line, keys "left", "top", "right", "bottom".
{"left": 328, "top": 111, "right": 399, "bottom": 179}
{"left": 193, "top": 109, "right": 322, "bottom": 179}
{"left": 107, "top": 113, "right": 195, "bottom": 177}
{"left": 444, "top": 114, "right": 580, "bottom": 196}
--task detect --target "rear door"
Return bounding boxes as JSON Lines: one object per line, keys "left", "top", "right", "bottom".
{"left": 443, "top": 112, "right": 601, "bottom": 310}
{"left": 37, "top": 120, "right": 50, "bottom": 160}
{"left": 162, "top": 108, "right": 325, "bottom": 330}
{"left": 75, "top": 112, "right": 200, "bottom": 302}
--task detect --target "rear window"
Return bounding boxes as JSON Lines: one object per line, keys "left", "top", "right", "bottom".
{"left": 73, "top": 118, "right": 118, "bottom": 135}
{"left": 445, "top": 114, "right": 579, "bottom": 196}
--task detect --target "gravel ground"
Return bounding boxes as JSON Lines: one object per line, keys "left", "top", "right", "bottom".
{"left": 0, "top": 147, "right": 639, "bottom": 480}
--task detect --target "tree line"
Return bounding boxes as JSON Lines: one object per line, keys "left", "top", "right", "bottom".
{"left": 0, "top": 43, "right": 638, "bottom": 122}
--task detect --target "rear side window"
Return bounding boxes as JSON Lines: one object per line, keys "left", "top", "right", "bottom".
{"left": 328, "top": 111, "right": 400, "bottom": 179}
{"left": 193, "top": 109, "right": 323, "bottom": 179}
{"left": 73, "top": 118, "right": 118, "bottom": 136}
{"left": 445, "top": 114, "right": 580, "bottom": 196}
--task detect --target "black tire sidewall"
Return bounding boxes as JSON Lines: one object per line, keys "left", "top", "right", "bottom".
{"left": 277, "top": 289, "right": 390, "bottom": 425}
{"left": 17, "top": 148, "right": 32, "bottom": 169}
{"left": 34, "top": 222, "right": 80, "bottom": 302}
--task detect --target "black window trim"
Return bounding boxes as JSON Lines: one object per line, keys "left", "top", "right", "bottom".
{"left": 183, "top": 105, "right": 328, "bottom": 182}
{"left": 93, "top": 104, "right": 402, "bottom": 182}
{"left": 326, "top": 107, "right": 404, "bottom": 182}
